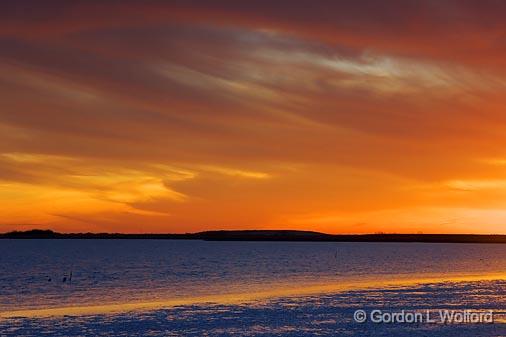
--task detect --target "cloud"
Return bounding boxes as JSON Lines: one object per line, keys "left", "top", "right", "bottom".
{"left": 2, "top": 1, "right": 506, "bottom": 68}
{"left": 1, "top": 1, "right": 506, "bottom": 232}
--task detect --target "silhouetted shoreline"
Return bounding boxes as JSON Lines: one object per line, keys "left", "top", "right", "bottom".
{"left": 1, "top": 229, "right": 506, "bottom": 243}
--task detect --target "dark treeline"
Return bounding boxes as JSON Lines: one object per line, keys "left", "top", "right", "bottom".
{"left": 1, "top": 229, "right": 506, "bottom": 243}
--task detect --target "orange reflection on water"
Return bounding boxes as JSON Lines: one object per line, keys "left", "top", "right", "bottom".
{"left": 1, "top": 272, "right": 505, "bottom": 319}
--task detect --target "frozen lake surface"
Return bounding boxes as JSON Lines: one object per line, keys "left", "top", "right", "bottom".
{"left": 0, "top": 240, "right": 505, "bottom": 336}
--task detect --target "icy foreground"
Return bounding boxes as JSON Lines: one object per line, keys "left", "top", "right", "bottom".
{"left": 1, "top": 280, "right": 505, "bottom": 337}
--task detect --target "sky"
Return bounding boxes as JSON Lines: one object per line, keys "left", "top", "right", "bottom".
{"left": 1, "top": 1, "right": 506, "bottom": 234}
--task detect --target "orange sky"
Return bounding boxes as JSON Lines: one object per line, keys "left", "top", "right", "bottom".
{"left": 1, "top": 1, "right": 506, "bottom": 234}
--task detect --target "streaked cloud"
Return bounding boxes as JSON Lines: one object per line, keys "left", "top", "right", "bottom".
{"left": 0, "top": 1, "right": 506, "bottom": 233}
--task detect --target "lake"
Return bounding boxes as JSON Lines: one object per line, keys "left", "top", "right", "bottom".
{"left": 0, "top": 240, "right": 505, "bottom": 336}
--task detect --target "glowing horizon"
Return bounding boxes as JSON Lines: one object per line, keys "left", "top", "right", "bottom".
{"left": 1, "top": 1, "right": 506, "bottom": 234}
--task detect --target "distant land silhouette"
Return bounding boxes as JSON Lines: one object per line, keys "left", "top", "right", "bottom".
{"left": 1, "top": 229, "right": 506, "bottom": 243}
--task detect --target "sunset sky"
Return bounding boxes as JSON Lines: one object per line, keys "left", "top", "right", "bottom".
{"left": 1, "top": 1, "right": 506, "bottom": 234}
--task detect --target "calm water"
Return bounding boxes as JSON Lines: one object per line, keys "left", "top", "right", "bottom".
{"left": 0, "top": 240, "right": 505, "bottom": 312}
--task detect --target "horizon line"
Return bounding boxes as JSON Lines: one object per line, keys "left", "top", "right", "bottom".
{"left": 2, "top": 228, "right": 506, "bottom": 235}
{"left": 2, "top": 229, "right": 506, "bottom": 244}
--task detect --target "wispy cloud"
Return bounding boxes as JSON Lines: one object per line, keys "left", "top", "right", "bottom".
{"left": 1, "top": 1, "right": 506, "bottom": 233}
